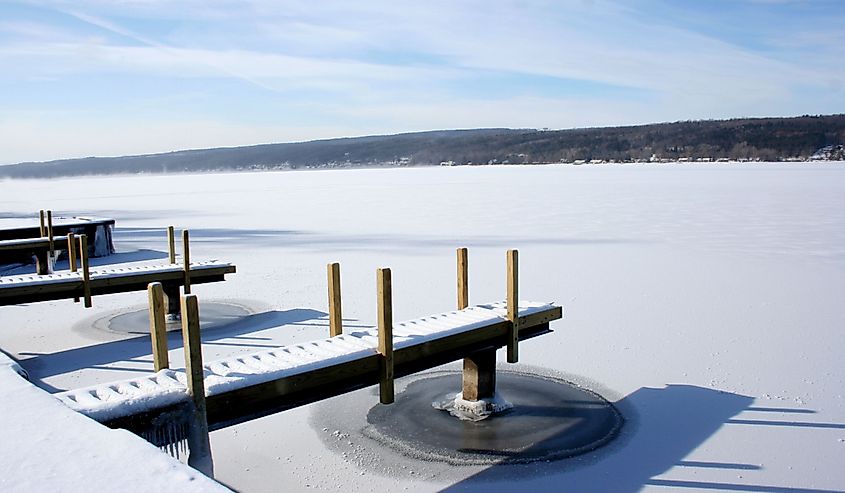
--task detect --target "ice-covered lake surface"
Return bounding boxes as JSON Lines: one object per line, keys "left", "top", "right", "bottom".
{"left": 1, "top": 163, "right": 844, "bottom": 492}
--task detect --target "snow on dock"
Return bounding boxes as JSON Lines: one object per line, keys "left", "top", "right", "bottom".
{"left": 55, "top": 301, "right": 556, "bottom": 422}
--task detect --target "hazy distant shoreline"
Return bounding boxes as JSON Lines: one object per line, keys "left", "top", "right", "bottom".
{"left": 2, "top": 114, "right": 843, "bottom": 179}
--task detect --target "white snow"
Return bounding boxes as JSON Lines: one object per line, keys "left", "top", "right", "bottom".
{"left": 0, "top": 354, "right": 229, "bottom": 492}
{"left": 1, "top": 162, "right": 844, "bottom": 492}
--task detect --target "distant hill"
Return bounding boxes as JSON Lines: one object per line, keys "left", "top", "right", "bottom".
{"left": 2, "top": 115, "right": 844, "bottom": 178}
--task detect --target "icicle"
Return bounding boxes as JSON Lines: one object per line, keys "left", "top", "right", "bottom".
{"left": 134, "top": 406, "right": 192, "bottom": 460}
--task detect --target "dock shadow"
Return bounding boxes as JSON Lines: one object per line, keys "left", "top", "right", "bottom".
{"left": 18, "top": 307, "right": 327, "bottom": 392}
{"left": 443, "top": 384, "right": 844, "bottom": 493}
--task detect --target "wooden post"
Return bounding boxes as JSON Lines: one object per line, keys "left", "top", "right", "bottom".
{"left": 78, "top": 235, "right": 92, "bottom": 308}
{"left": 46, "top": 210, "right": 54, "bottom": 256}
{"left": 67, "top": 233, "right": 77, "bottom": 272}
{"left": 506, "top": 249, "right": 518, "bottom": 363}
{"left": 47, "top": 210, "right": 56, "bottom": 272}
{"left": 148, "top": 283, "right": 169, "bottom": 371}
{"left": 67, "top": 233, "right": 79, "bottom": 302}
{"left": 377, "top": 268, "right": 394, "bottom": 404}
{"left": 167, "top": 226, "right": 176, "bottom": 264}
{"left": 181, "top": 294, "right": 213, "bottom": 476}
{"left": 182, "top": 229, "right": 191, "bottom": 294}
{"left": 327, "top": 262, "right": 342, "bottom": 337}
{"left": 457, "top": 247, "right": 468, "bottom": 310}
{"left": 38, "top": 210, "right": 46, "bottom": 237}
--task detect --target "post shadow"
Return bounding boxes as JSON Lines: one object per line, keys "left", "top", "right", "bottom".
{"left": 442, "top": 383, "right": 843, "bottom": 492}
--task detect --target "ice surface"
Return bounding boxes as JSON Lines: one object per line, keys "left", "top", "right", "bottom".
{"left": 1, "top": 163, "right": 844, "bottom": 492}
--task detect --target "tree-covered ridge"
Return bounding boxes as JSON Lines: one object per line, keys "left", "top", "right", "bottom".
{"left": 2, "top": 115, "right": 844, "bottom": 178}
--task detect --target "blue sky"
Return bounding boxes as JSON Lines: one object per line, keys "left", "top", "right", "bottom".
{"left": 1, "top": 0, "right": 843, "bottom": 164}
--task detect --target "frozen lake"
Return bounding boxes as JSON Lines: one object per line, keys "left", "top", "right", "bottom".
{"left": 1, "top": 163, "right": 844, "bottom": 492}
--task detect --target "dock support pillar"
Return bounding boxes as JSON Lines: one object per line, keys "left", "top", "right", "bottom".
{"left": 34, "top": 252, "right": 50, "bottom": 275}
{"left": 462, "top": 349, "right": 496, "bottom": 401}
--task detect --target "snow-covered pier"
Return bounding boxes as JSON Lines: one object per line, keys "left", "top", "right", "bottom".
{"left": 0, "top": 228, "right": 236, "bottom": 312}
{"left": 0, "top": 210, "right": 115, "bottom": 259}
{"left": 53, "top": 249, "right": 562, "bottom": 476}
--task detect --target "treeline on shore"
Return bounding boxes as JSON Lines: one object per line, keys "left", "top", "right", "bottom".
{"left": 2, "top": 114, "right": 844, "bottom": 178}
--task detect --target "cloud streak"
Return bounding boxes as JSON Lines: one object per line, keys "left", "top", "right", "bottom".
{"left": 0, "top": 0, "right": 843, "bottom": 163}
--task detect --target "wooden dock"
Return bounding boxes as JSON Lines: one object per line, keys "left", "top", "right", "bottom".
{"left": 0, "top": 227, "right": 235, "bottom": 310}
{"left": 47, "top": 248, "right": 561, "bottom": 476}
{"left": 57, "top": 301, "right": 560, "bottom": 428}
{"left": 0, "top": 211, "right": 115, "bottom": 259}
{"left": 0, "top": 261, "right": 236, "bottom": 305}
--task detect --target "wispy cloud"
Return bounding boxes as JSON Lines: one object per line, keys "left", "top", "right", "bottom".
{"left": 0, "top": 0, "right": 843, "bottom": 163}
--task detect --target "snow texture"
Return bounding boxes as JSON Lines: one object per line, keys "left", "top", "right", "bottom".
{"left": 0, "top": 361, "right": 230, "bottom": 492}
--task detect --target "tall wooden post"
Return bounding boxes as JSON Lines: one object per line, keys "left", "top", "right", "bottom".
{"left": 167, "top": 226, "right": 176, "bottom": 264}
{"left": 38, "top": 210, "right": 46, "bottom": 237}
{"left": 68, "top": 233, "right": 79, "bottom": 302}
{"left": 457, "top": 247, "right": 468, "bottom": 310}
{"left": 377, "top": 268, "right": 394, "bottom": 404}
{"left": 181, "top": 294, "right": 213, "bottom": 477}
{"left": 148, "top": 283, "right": 169, "bottom": 371}
{"left": 67, "top": 233, "right": 77, "bottom": 272}
{"left": 46, "top": 210, "right": 54, "bottom": 257}
{"left": 46, "top": 210, "right": 55, "bottom": 271}
{"left": 78, "top": 235, "right": 92, "bottom": 308}
{"left": 182, "top": 229, "right": 191, "bottom": 294}
{"left": 506, "top": 249, "right": 519, "bottom": 363}
{"left": 327, "top": 262, "right": 342, "bottom": 337}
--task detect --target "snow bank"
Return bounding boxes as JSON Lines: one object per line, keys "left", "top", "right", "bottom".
{"left": 0, "top": 362, "right": 230, "bottom": 492}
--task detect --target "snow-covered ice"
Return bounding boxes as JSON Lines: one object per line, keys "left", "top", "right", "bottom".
{"left": 1, "top": 162, "right": 844, "bottom": 492}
